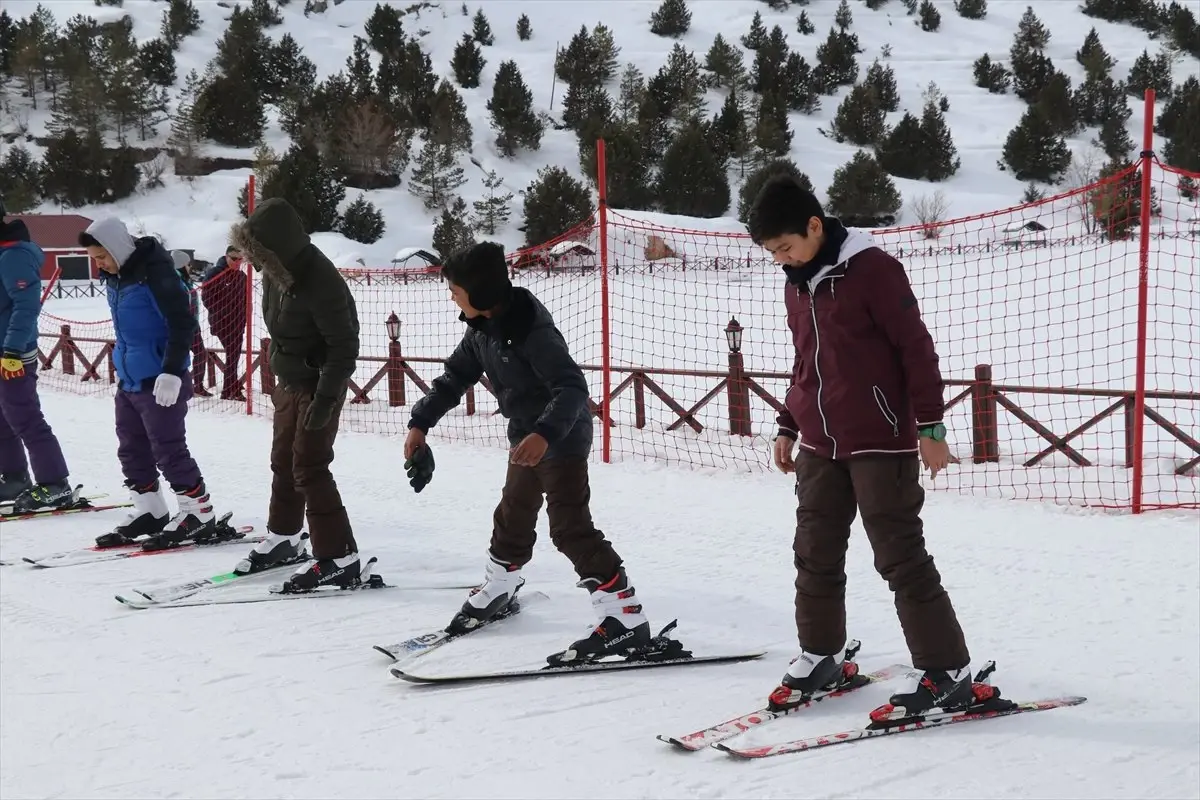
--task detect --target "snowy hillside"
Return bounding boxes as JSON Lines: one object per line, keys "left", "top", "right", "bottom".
{"left": 1, "top": 0, "right": 1197, "bottom": 263}
{"left": 2, "top": 392, "right": 1199, "bottom": 799}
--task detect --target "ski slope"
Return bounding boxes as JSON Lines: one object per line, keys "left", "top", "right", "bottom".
{"left": 1, "top": 390, "right": 1198, "bottom": 798}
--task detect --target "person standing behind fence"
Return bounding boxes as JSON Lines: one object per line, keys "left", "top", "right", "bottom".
{"left": 200, "top": 246, "right": 248, "bottom": 402}
{"left": 0, "top": 198, "right": 75, "bottom": 514}
{"left": 80, "top": 217, "right": 233, "bottom": 551}
{"left": 228, "top": 197, "right": 367, "bottom": 593}
{"left": 173, "top": 250, "right": 210, "bottom": 398}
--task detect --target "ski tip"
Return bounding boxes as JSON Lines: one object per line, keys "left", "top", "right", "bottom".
{"left": 114, "top": 594, "right": 147, "bottom": 609}
{"left": 655, "top": 735, "right": 700, "bottom": 751}
{"left": 373, "top": 644, "right": 399, "bottom": 662}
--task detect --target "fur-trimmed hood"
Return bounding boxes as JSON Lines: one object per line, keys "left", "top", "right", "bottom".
{"left": 229, "top": 197, "right": 312, "bottom": 291}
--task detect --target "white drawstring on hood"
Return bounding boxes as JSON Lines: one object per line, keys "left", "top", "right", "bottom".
{"left": 82, "top": 217, "right": 137, "bottom": 267}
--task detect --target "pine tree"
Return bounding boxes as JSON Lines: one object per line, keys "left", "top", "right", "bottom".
{"left": 920, "top": 101, "right": 961, "bottom": 180}
{"left": 579, "top": 122, "right": 654, "bottom": 210}
{"left": 829, "top": 83, "right": 885, "bottom": 146}
{"left": 555, "top": 26, "right": 601, "bottom": 86}
{"left": 750, "top": 25, "right": 790, "bottom": 94}
{"left": 1011, "top": 47, "right": 1055, "bottom": 102}
{"left": 471, "top": 170, "right": 514, "bottom": 234}
{"left": 864, "top": 60, "right": 899, "bottom": 111}
{"left": 650, "top": 0, "right": 692, "bottom": 39}
{"left": 516, "top": 13, "right": 532, "bottom": 41}
{"left": 973, "top": 53, "right": 1011, "bottom": 93}
{"left": 655, "top": 119, "right": 730, "bottom": 217}
{"left": 426, "top": 79, "right": 473, "bottom": 155}
{"left": 784, "top": 53, "right": 821, "bottom": 114}
{"left": 1015, "top": 6, "right": 1050, "bottom": 50}
{"left": 752, "top": 89, "right": 793, "bottom": 163}
{"left": 876, "top": 113, "right": 925, "bottom": 179}
{"left": 266, "top": 33, "right": 317, "bottom": 107}
{"left": 703, "top": 34, "right": 744, "bottom": 89}
{"left": 737, "top": 158, "right": 813, "bottom": 223}
{"left": 917, "top": 0, "right": 940, "bottom": 31}
{"left": 346, "top": 36, "right": 375, "bottom": 101}
{"left": 813, "top": 27, "right": 859, "bottom": 94}
{"left": 650, "top": 45, "right": 707, "bottom": 124}
{"left": 617, "top": 63, "right": 645, "bottom": 122}
{"left": 591, "top": 23, "right": 620, "bottom": 83}
{"left": 364, "top": 3, "right": 404, "bottom": 54}
{"left": 1001, "top": 107, "right": 1071, "bottom": 182}
{"left": 472, "top": 9, "right": 494, "bottom": 46}
{"left": 521, "top": 166, "right": 593, "bottom": 246}
{"left": 741, "top": 11, "right": 767, "bottom": 49}
{"left": 710, "top": 89, "right": 749, "bottom": 167}
{"left": 1126, "top": 49, "right": 1173, "bottom": 98}
{"left": 1033, "top": 71, "right": 1079, "bottom": 137}
{"left": 1076, "top": 28, "right": 1114, "bottom": 78}
{"left": 408, "top": 139, "right": 467, "bottom": 209}
{"left": 196, "top": 72, "right": 266, "bottom": 147}
{"left": 1089, "top": 160, "right": 1141, "bottom": 240}
{"left": 1161, "top": 81, "right": 1200, "bottom": 171}
{"left": 260, "top": 142, "right": 345, "bottom": 232}
{"left": 432, "top": 197, "right": 476, "bottom": 259}
{"left": 451, "top": 32, "right": 486, "bottom": 88}
{"left": 249, "top": 0, "right": 282, "bottom": 27}
{"left": 0, "top": 145, "right": 43, "bottom": 213}
{"left": 1097, "top": 114, "right": 1134, "bottom": 161}
{"left": 138, "top": 38, "right": 176, "bottom": 87}
{"left": 339, "top": 194, "right": 386, "bottom": 243}
{"left": 161, "top": 0, "right": 200, "bottom": 47}
{"left": 835, "top": 0, "right": 853, "bottom": 29}
{"left": 826, "top": 151, "right": 902, "bottom": 227}
{"left": 954, "top": 0, "right": 987, "bottom": 19}
{"left": 797, "top": 11, "right": 815, "bottom": 35}
{"left": 488, "top": 60, "right": 543, "bottom": 156}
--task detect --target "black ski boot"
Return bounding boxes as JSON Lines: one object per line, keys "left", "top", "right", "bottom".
{"left": 0, "top": 471, "right": 32, "bottom": 504}
{"left": 232, "top": 531, "right": 311, "bottom": 575}
{"left": 96, "top": 481, "right": 169, "bottom": 548}
{"left": 11, "top": 480, "right": 76, "bottom": 515}
{"left": 277, "top": 552, "right": 374, "bottom": 593}
{"left": 546, "top": 569, "right": 654, "bottom": 667}
{"left": 447, "top": 555, "right": 526, "bottom": 634}
{"left": 867, "top": 662, "right": 1014, "bottom": 729}
{"left": 141, "top": 481, "right": 221, "bottom": 551}
{"left": 768, "top": 640, "right": 863, "bottom": 712}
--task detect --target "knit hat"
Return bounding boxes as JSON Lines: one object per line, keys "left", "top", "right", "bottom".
{"left": 171, "top": 250, "right": 191, "bottom": 271}
{"left": 442, "top": 241, "right": 512, "bottom": 311}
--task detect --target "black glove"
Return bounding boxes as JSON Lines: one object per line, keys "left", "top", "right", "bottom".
{"left": 404, "top": 443, "right": 435, "bottom": 493}
{"left": 303, "top": 394, "right": 336, "bottom": 431}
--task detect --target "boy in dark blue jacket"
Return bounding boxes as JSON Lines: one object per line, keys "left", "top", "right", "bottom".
{"left": 403, "top": 241, "right": 658, "bottom": 666}
{"left": 80, "top": 217, "right": 229, "bottom": 551}
{"left": 0, "top": 199, "right": 73, "bottom": 513}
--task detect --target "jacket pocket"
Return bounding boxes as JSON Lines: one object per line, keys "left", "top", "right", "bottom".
{"left": 872, "top": 385, "right": 900, "bottom": 438}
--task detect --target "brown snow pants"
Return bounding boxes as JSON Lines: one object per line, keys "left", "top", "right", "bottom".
{"left": 490, "top": 457, "right": 622, "bottom": 582}
{"left": 267, "top": 384, "right": 357, "bottom": 560}
{"left": 793, "top": 451, "right": 970, "bottom": 670}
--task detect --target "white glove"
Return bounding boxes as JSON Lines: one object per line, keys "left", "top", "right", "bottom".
{"left": 153, "top": 373, "right": 182, "bottom": 407}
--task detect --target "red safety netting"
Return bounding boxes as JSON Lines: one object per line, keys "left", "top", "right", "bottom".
{"left": 31, "top": 102, "right": 1198, "bottom": 512}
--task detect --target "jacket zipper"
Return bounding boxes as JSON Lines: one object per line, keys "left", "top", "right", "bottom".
{"left": 806, "top": 284, "right": 838, "bottom": 459}
{"left": 872, "top": 385, "right": 900, "bottom": 438}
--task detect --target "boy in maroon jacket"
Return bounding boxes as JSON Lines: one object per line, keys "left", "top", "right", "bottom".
{"left": 748, "top": 176, "right": 977, "bottom": 723}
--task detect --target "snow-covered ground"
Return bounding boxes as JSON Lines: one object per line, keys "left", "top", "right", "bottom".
{"left": 1, "top": 390, "right": 1198, "bottom": 798}
{"left": 3, "top": 0, "right": 1195, "bottom": 262}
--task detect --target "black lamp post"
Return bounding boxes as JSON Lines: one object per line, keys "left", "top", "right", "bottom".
{"left": 725, "top": 317, "right": 751, "bottom": 436}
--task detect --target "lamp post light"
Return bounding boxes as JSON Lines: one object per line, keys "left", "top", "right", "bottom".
{"left": 385, "top": 311, "right": 405, "bottom": 407}
{"left": 724, "top": 317, "right": 752, "bottom": 436}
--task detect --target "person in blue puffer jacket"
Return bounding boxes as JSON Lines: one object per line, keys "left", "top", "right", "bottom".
{"left": 79, "top": 217, "right": 230, "bottom": 551}
{"left": 0, "top": 197, "right": 74, "bottom": 513}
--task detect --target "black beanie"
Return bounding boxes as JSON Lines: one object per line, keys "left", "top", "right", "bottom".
{"left": 444, "top": 241, "right": 512, "bottom": 311}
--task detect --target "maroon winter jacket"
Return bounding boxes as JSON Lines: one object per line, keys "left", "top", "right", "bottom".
{"left": 200, "top": 257, "right": 248, "bottom": 342}
{"left": 778, "top": 227, "right": 944, "bottom": 460}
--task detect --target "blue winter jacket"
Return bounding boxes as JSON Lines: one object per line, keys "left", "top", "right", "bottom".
{"left": 0, "top": 219, "right": 44, "bottom": 360}
{"left": 103, "top": 238, "right": 196, "bottom": 392}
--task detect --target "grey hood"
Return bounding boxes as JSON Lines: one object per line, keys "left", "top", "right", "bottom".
{"left": 81, "top": 217, "right": 137, "bottom": 267}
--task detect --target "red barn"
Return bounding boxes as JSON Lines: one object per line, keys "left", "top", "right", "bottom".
{"left": 10, "top": 214, "right": 95, "bottom": 281}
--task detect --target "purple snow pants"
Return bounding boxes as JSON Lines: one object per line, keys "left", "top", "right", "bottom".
{"left": 114, "top": 376, "right": 202, "bottom": 491}
{"left": 0, "top": 360, "right": 70, "bottom": 483}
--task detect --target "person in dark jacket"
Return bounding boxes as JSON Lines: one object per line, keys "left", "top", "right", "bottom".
{"left": 200, "top": 246, "right": 249, "bottom": 401}
{"left": 748, "top": 176, "right": 976, "bottom": 722}
{"left": 173, "top": 250, "right": 210, "bottom": 398}
{"left": 227, "top": 198, "right": 361, "bottom": 592}
{"left": 0, "top": 199, "right": 74, "bottom": 513}
{"left": 403, "top": 241, "right": 656, "bottom": 667}
{"left": 81, "top": 218, "right": 228, "bottom": 551}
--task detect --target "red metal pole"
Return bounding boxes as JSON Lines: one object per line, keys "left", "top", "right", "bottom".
{"left": 244, "top": 173, "right": 256, "bottom": 417}
{"left": 596, "top": 138, "right": 612, "bottom": 464}
{"left": 1131, "top": 88, "right": 1156, "bottom": 514}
